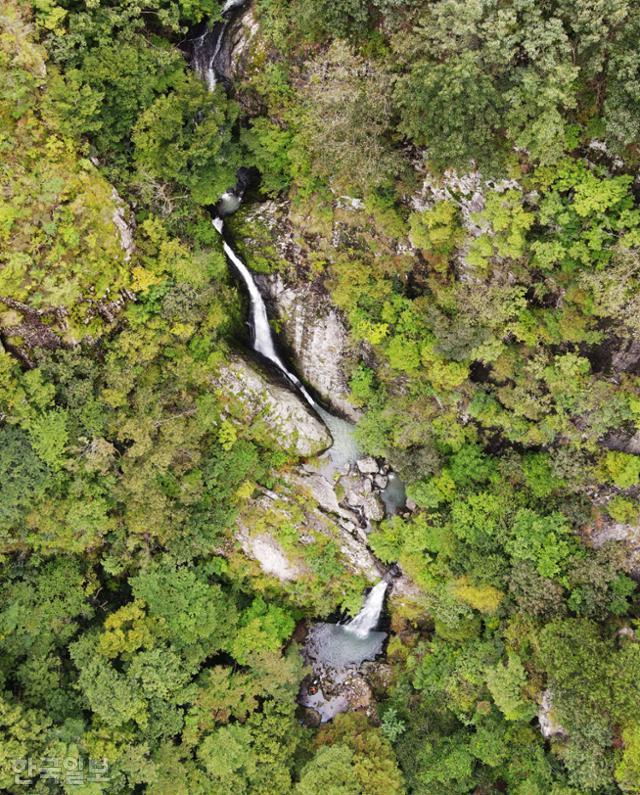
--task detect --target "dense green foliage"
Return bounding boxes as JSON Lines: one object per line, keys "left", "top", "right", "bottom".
{"left": 4, "top": 0, "right": 640, "bottom": 792}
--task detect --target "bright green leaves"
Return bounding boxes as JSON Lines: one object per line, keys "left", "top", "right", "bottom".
{"left": 602, "top": 450, "right": 640, "bottom": 489}
{"left": 451, "top": 492, "right": 505, "bottom": 547}
{"left": 198, "top": 724, "right": 257, "bottom": 789}
{"left": 130, "top": 562, "right": 238, "bottom": 654}
{"left": 615, "top": 723, "right": 640, "bottom": 793}
{"left": 230, "top": 598, "right": 295, "bottom": 666}
{"left": 409, "top": 200, "right": 463, "bottom": 261}
{"left": 521, "top": 452, "right": 564, "bottom": 499}
{"left": 241, "top": 118, "right": 294, "bottom": 197}
{"left": 296, "top": 744, "right": 363, "bottom": 795}
{"left": 480, "top": 191, "right": 533, "bottom": 258}
{"left": 505, "top": 509, "right": 573, "bottom": 579}
{"left": 0, "top": 694, "right": 50, "bottom": 790}
{"left": 571, "top": 172, "right": 633, "bottom": 218}
{"left": 27, "top": 408, "right": 68, "bottom": 469}
{"left": 486, "top": 655, "right": 536, "bottom": 722}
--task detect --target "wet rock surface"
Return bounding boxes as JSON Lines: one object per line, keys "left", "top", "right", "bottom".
{"left": 538, "top": 689, "right": 567, "bottom": 739}
{"left": 298, "top": 622, "right": 386, "bottom": 724}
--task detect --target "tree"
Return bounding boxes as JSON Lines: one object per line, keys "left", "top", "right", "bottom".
{"left": 395, "top": 53, "right": 505, "bottom": 172}
{"left": 296, "top": 745, "right": 363, "bottom": 795}
{"left": 297, "top": 41, "right": 401, "bottom": 194}
{"left": 486, "top": 655, "right": 536, "bottom": 722}
{"left": 132, "top": 76, "right": 241, "bottom": 205}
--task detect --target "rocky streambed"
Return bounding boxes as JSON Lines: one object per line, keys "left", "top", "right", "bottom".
{"left": 187, "top": 0, "right": 420, "bottom": 726}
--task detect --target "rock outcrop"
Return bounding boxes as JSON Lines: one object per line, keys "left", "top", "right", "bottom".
{"left": 235, "top": 525, "right": 304, "bottom": 582}
{"left": 538, "top": 689, "right": 567, "bottom": 739}
{"left": 211, "top": 352, "right": 331, "bottom": 457}
{"left": 232, "top": 478, "right": 382, "bottom": 586}
{"left": 258, "top": 272, "right": 360, "bottom": 421}
{"left": 227, "top": 6, "right": 260, "bottom": 82}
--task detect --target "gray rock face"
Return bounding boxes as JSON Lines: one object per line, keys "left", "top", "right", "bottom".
{"left": 287, "top": 471, "right": 361, "bottom": 526}
{"left": 235, "top": 477, "right": 382, "bottom": 583}
{"left": 236, "top": 529, "right": 304, "bottom": 582}
{"left": 611, "top": 339, "right": 640, "bottom": 373}
{"left": 587, "top": 518, "right": 640, "bottom": 577}
{"left": 211, "top": 352, "right": 331, "bottom": 457}
{"left": 258, "top": 272, "right": 360, "bottom": 421}
{"left": 111, "top": 188, "right": 135, "bottom": 261}
{"left": 538, "top": 689, "right": 567, "bottom": 739}
{"left": 410, "top": 167, "right": 521, "bottom": 278}
{"left": 227, "top": 6, "right": 260, "bottom": 82}
{"left": 362, "top": 494, "right": 385, "bottom": 522}
{"left": 602, "top": 430, "right": 640, "bottom": 455}
{"left": 338, "top": 473, "right": 384, "bottom": 524}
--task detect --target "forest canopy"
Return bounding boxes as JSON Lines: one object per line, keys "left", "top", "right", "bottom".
{"left": 3, "top": 0, "right": 640, "bottom": 793}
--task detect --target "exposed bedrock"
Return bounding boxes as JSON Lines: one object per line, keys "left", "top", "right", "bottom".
{"left": 210, "top": 351, "right": 332, "bottom": 457}
{"left": 256, "top": 271, "right": 361, "bottom": 421}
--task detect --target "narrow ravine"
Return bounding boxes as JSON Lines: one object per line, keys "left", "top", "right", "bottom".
{"left": 186, "top": 0, "right": 409, "bottom": 724}
{"left": 213, "top": 213, "right": 316, "bottom": 405}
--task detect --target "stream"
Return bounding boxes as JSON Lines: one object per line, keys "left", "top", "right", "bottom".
{"left": 187, "top": 0, "right": 402, "bottom": 723}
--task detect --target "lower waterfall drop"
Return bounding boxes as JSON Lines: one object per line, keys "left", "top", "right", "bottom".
{"left": 342, "top": 581, "right": 388, "bottom": 639}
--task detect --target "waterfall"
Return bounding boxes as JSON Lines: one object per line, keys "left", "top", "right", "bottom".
{"left": 343, "top": 581, "right": 387, "bottom": 639}
{"left": 213, "top": 217, "right": 316, "bottom": 405}
{"left": 192, "top": 0, "right": 314, "bottom": 407}
{"left": 186, "top": 0, "right": 247, "bottom": 91}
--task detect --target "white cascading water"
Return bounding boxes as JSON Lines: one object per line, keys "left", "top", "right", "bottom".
{"left": 213, "top": 217, "right": 316, "bottom": 405}
{"left": 191, "top": 0, "right": 247, "bottom": 91}
{"left": 343, "top": 581, "right": 387, "bottom": 639}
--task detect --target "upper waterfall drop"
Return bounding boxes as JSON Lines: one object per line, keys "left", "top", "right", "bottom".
{"left": 343, "top": 581, "right": 388, "bottom": 639}
{"left": 212, "top": 213, "right": 316, "bottom": 406}
{"left": 189, "top": 0, "right": 318, "bottom": 409}
{"left": 183, "top": 0, "right": 248, "bottom": 92}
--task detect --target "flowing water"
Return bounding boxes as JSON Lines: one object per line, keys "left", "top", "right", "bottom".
{"left": 195, "top": 8, "right": 391, "bottom": 723}
{"left": 381, "top": 472, "right": 407, "bottom": 516}
{"left": 314, "top": 406, "right": 360, "bottom": 476}
{"left": 304, "top": 582, "right": 388, "bottom": 670}
{"left": 342, "top": 581, "right": 388, "bottom": 637}
{"left": 304, "top": 622, "right": 386, "bottom": 671}
{"left": 185, "top": 0, "right": 247, "bottom": 91}
{"left": 213, "top": 217, "right": 316, "bottom": 405}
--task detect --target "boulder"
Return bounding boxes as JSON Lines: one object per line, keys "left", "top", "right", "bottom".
{"left": 338, "top": 472, "right": 383, "bottom": 523}
{"left": 356, "top": 457, "right": 379, "bottom": 474}
{"left": 236, "top": 528, "right": 304, "bottom": 582}
{"left": 211, "top": 352, "right": 331, "bottom": 457}
{"left": 235, "top": 478, "right": 382, "bottom": 584}
{"left": 362, "top": 494, "right": 385, "bottom": 522}
{"left": 287, "top": 471, "right": 360, "bottom": 525}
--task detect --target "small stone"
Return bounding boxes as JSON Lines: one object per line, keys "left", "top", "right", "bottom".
{"left": 363, "top": 478, "right": 373, "bottom": 495}
{"left": 356, "top": 457, "right": 379, "bottom": 474}
{"left": 405, "top": 498, "right": 417, "bottom": 512}
{"left": 375, "top": 475, "right": 388, "bottom": 489}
